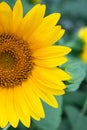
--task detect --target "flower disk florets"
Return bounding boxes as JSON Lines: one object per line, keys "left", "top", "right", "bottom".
{"left": 0, "top": 33, "right": 33, "bottom": 88}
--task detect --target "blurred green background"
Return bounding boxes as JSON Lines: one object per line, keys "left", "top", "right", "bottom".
{"left": 0, "top": 0, "right": 87, "bottom": 130}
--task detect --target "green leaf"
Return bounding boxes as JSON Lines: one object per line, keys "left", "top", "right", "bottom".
{"left": 65, "top": 106, "right": 80, "bottom": 128}
{"left": 61, "top": 57, "right": 86, "bottom": 92}
{"left": 64, "top": 91, "right": 87, "bottom": 107}
{"left": 65, "top": 104, "right": 87, "bottom": 130}
{"left": 58, "top": 118, "right": 71, "bottom": 130}
{"left": 32, "top": 96, "right": 63, "bottom": 130}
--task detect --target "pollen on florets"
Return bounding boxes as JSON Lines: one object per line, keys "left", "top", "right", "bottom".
{"left": 0, "top": 33, "right": 33, "bottom": 88}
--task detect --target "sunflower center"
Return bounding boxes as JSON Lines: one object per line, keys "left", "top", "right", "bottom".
{"left": 0, "top": 51, "right": 17, "bottom": 70}
{"left": 0, "top": 33, "right": 33, "bottom": 88}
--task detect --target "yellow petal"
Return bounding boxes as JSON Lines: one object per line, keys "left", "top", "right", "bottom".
{"left": 31, "top": 75, "right": 65, "bottom": 95}
{"left": 34, "top": 57, "right": 68, "bottom": 67}
{"left": 53, "top": 68, "right": 71, "bottom": 80}
{"left": 32, "top": 66, "right": 67, "bottom": 89}
{"left": 6, "top": 88, "right": 19, "bottom": 128}
{"left": 32, "top": 13, "right": 61, "bottom": 31}
{"left": 13, "top": 86, "right": 30, "bottom": 127}
{"left": 33, "top": 46, "right": 71, "bottom": 58}
{"left": 50, "top": 89, "right": 65, "bottom": 95}
{"left": 31, "top": 76, "right": 65, "bottom": 98}
{"left": 31, "top": 74, "right": 65, "bottom": 91}
{"left": 0, "top": 24, "right": 3, "bottom": 33}
{"left": 30, "top": 79, "right": 58, "bottom": 108}
{"left": 78, "top": 27, "right": 87, "bottom": 43}
{"left": 35, "top": 67, "right": 71, "bottom": 81}
{"left": 28, "top": 26, "right": 64, "bottom": 49}
{"left": 41, "top": 13, "right": 61, "bottom": 25}
{"left": 18, "top": 4, "right": 46, "bottom": 38}
{"left": 22, "top": 80, "right": 45, "bottom": 118}
{"left": 13, "top": 0, "right": 23, "bottom": 33}
{"left": 0, "top": 2, "right": 12, "bottom": 32}
{"left": 0, "top": 88, "right": 8, "bottom": 128}
{"left": 21, "top": 86, "right": 41, "bottom": 120}
{"left": 81, "top": 52, "right": 87, "bottom": 62}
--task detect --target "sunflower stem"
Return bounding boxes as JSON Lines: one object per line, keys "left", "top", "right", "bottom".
{"left": 2, "top": 124, "right": 10, "bottom": 130}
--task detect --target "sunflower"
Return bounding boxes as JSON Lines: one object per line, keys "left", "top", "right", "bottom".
{"left": 0, "top": 0, "right": 71, "bottom": 128}
{"left": 78, "top": 27, "right": 87, "bottom": 62}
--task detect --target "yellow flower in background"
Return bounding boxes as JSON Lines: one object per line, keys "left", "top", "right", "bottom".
{"left": 78, "top": 27, "right": 87, "bottom": 62}
{"left": 0, "top": 0, "right": 71, "bottom": 128}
